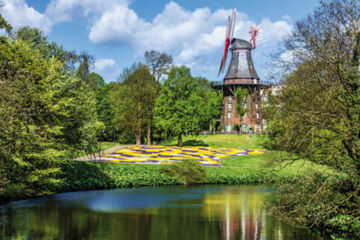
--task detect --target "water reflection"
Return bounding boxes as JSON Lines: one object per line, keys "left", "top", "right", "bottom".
{"left": 0, "top": 185, "right": 323, "bottom": 240}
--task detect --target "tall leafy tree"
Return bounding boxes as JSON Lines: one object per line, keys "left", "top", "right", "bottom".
{"left": 0, "top": 39, "right": 76, "bottom": 197}
{"left": 89, "top": 72, "right": 106, "bottom": 87}
{"left": 144, "top": 50, "right": 173, "bottom": 82}
{"left": 194, "top": 77, "right": 222, "bottom": 132}
{"left": 144, "top": 50, "right": 173, "bottom": 145}
{"left": 111, "top": 64, "right": 155, "bottom": 145}
{"left": 265, "top": 0, "right": 360, "bottom": 234}
{"left": 0, "top": 12, "right": 12, "bottom": 34}
{"left": 14, "top": 26, "right": 73, "bottom": 65}
{"left": 235, "top": 88, "right": 249, "bottom": 126}
{"left": 154, "top": 66, "right": 206, "bottom": 147}
{"left": 0, "top": 21, "right": 100, "bottom": 198}
{"left": 204, "top": 90, "right": 223, "bottom": 133}
{"left": 96, "top": 79, "right": 116, "bottom": 141}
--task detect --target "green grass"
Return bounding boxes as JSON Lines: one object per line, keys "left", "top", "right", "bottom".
{"left": 160, "top": 134, "right": 330, "bottom": 176}
{"left": 221, "top": 151, "right": 330, "bottom": 175}
{"left": 55, "top": 135, "right": 332, "bottom": 198}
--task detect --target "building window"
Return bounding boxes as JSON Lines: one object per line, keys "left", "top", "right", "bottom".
{"left": 255, "top": 104, "right": 258, "bottom": 109}
{"left": 256, "top": 112, "right": 260, "bottom": 119}
{"left": 229, "top": 79, "right": 233, "bottom": 83}
{"left": 229, "top": 95, "right": 232, "bottom": 100}
{"left": 228, "top": 112, "right": 231, "bottom": 119}
{"left": 228, "top": 103, "right": 232, "bottom": 109}
{"left": 242, "top": 79, "right": 246, "bottom": 83}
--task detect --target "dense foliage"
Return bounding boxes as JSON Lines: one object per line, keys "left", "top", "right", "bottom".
{"left": 154, "top": 66, "right": 207, "bottom": 146}
{"left": 235, "top": 88, "right": 249, "bottom": 124}
{"left": 0, "top": 21, "right": 100, "bottom": 199}
{"left": 111, "top": 64, "right": 156, "bottom": 145}
{"left": 265, "top": 0, "right": 360, "bottom": 238}
{"left": 95, "top": 80, "right": 116, "bottom": 141}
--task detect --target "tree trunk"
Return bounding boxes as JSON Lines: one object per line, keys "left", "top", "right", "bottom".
{"left": 135, "top": 132, "right": 141, "bottom": 145}
{"left": 147, "top": 118, "right": 151, "bottom": 145}
{"left": 177, "top": 133, "right": 183, "bottom": 147}
{"left": 209, "top": 123, "right": 212, "bottom": 133}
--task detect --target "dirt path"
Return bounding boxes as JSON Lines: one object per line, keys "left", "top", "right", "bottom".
{"left": 74, "top": 145, "right": 127, "bottom": 161}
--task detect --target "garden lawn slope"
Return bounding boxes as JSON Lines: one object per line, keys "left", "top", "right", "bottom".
{"left": 59, "top": 135, "right": 331, "bottom": 194}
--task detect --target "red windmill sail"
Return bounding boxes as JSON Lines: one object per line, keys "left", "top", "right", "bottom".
{"left": 249, "top": 24, "right": 260, "bottom": 49}
{"left": 218, "top": 8, "right": 236, "bottom": 77}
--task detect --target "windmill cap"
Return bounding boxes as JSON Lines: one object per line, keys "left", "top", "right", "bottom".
{"left": 230, "top": 38, "right": 252, "bottom": 50}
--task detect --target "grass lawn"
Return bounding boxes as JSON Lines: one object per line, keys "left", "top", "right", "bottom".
{"left": 64, "top": 135, "right": 331, "bottom": 192}
{"left": 160, "top": 134, "right": 330, "bottom": 176}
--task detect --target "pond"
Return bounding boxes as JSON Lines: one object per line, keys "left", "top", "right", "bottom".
{"left": 0, "top": 185, "right": 323, "bottom": 240}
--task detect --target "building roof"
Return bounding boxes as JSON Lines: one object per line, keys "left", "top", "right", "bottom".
{"left": 224, "top": 38, "right": 259, "bottom": 80}
{"left": 230, "top": 38, "right": 253, "bottom": 50}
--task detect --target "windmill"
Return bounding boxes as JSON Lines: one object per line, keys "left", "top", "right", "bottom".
{"left": 218, "top": 11, "right": 261, "bottom": 76}
{"left": 213, "top": 11, "right": 266, "bottom": 134}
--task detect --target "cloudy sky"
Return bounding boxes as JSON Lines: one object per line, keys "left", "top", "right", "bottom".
{"left": 1, "top": 0, "right": 319, "bottom": 82}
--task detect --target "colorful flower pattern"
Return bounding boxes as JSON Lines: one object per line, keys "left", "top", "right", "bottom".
{"left": 98, "top": 145, "right": 266, "bottom": 166}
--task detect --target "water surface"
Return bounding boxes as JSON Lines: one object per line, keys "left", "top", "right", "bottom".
{"left": 0, "top": 185, "right": 323, "bottom": 240}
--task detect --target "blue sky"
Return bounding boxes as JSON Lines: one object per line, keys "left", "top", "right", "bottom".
{"left": 1, "top": 0, "right": 319, "bottom": 82}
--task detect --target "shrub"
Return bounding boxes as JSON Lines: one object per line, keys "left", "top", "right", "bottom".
{"left": 159, "top": 159, "right": 207, "bottom": 185}
{"left": 327, "top": 215, "right": 360, "bottom": 240}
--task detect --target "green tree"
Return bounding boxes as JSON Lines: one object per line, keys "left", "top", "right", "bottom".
{"left": 154, "top": 66, "right": 206, "bottom": 147}
{"left": 144, "top": 50, "right": 173, "bottom": 145}
{"left": 89, "top": 72, "right": 106, "bottom": 87}
{"left": 235, "top": 88, "right": 249, "bottom": 125}
{"left": 0, "top": 39, "right": 74, "bottom": 197}
{"left": 203, "top": 90, "right": 222, "bottom": 133}
{"left": 192, "top": 77, "right": 222, "bottom": 132}
{"left": 0, "top": 12, "right": 12, "bottom": 34}
{"left": 96, "top": 80, "right": 116, "bottom": 141}
{"left": 14, "top": 26, "right": 71, "bottom": 65}
{"left": 265, "top": 0, "right": 360, "bottom": 236}
{"left": 144, "top": 50, "right": 173, "bottom": 82}
{"left": 0, "top": 21, "right": 100, "bottom": 199}
{"left": 111, "top": 64, "right": 155, "bottom": 145}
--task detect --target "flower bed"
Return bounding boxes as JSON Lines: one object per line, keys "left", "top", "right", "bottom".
{"left": 98, "top": 145, "right": 266, "bottom": 166}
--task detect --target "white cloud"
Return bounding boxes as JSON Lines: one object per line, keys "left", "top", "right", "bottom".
{"left": 86, "top": 2, "right": 293, "bottom": 69}
{"left": 258, "top": 17, "right": 293, "bottom": 44}
{"left": 93, "top": 58, "right": 120, "bottom": 81}
{"left": 1, "top": 0, "right": 53, "bottom": 34}
{"left": 0, "top": 0, "right": 294, "bottom": 80}
{"left": 45, "top": 0, "right": 130, "bottom": 23}
{"left": 43, "top": 0, "right": 293, "bottom": 78}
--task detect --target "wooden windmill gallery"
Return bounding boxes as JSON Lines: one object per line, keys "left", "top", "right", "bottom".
{"left": 212, "top": 9, "right": 268, "bottom": 134}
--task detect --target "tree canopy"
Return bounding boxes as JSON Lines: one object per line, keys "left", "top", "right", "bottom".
{"left": 154, "top": 66, "right": 206, "bottom": 147}
{"left": 265, "top": 0, "right": 360, "bottom": 236}
{"left": 111, "top": 64, "right": 155, "bottom": 145}
{"left": 0, "top": 17, "right": 101, "bottom": 199}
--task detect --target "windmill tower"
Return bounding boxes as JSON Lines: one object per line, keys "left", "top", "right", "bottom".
{"left": 213, "top": 10, "right": 265, "bottom": 133}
